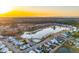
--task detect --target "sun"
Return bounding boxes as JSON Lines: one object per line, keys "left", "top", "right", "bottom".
{"left": 0, "top": 0, "right": 14, "bottom": 14}
{"left": 0, "top": 5, "right": 14, "bottom": 14}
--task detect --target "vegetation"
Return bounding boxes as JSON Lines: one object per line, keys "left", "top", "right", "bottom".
{"left": 72, "top": 31, "right": 79, "bottom": 38}
{"left": 54, "top": 20, "right": 79, "bottom": 27}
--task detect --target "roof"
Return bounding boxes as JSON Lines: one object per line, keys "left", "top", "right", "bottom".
{"left": 28, "top": 50, "right": 36, "bottom": 53}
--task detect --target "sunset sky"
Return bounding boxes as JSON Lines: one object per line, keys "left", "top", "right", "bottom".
{"left": 0, "top": 6, "right": 79, "bottom": 17}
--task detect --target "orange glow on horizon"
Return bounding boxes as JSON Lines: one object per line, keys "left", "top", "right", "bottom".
{"left": 0, "top": 7, "right": 79, "bottom": 17}
{"left": 0, "top": 10, "right": 62, "bottom": 17}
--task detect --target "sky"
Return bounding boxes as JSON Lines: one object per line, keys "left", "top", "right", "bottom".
{"left": 0, "top": 6, "right": 79, "bottom": 17}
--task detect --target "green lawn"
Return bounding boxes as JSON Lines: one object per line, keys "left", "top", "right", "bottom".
{"left": 72, "top": 31, "right": 79, "bottom": 38}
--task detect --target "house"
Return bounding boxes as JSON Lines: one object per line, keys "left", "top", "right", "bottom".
{"left": 0, "top": 44, "right": 5, "bottom": 49}
{"left": 0, "top": 47, "right": 9, "bottom": 53}
{"left": 28, "top": 50, "right": 36, "bottom": 53}
{"left": 0, "top": 42, "right": 9, "bottom": 53}
{"left": 0, "top": 35, "right": 4, "bottom": 39}
{"left": 20, "top": 44, "right": 30, "bottom": 50}
{"left": 8, "top": 36, "right": 24, "bottom": 46}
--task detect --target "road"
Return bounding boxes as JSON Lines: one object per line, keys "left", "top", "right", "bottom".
{"left": 0, "top": 30, "right": 69, "bottom": 53}
{"left": 0, "top": 31, "right": 61, "bottom": 53}
{"left": 23, "top": 33, "right": 61, "bottom": 53}
{"left": 49, "top": 37, "right": 73, "bottom": 53}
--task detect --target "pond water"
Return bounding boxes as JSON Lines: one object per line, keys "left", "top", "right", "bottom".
{"left": 56, "top": 47, "right": 73, "bottom": 53}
